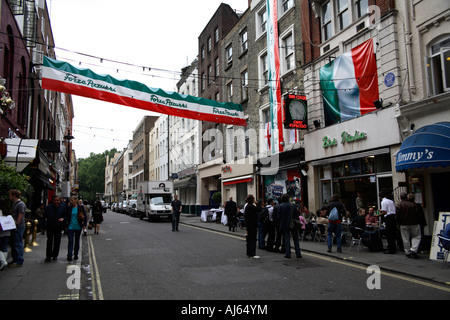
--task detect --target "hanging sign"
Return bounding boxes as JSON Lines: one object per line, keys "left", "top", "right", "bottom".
{"left": 283, "top": 94, "right": 308, "bottom": 129}
{"left": 42, "top": 56, "right": 246, "bottom": 126}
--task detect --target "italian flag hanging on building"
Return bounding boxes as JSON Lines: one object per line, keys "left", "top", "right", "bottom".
{"left": 319, "top": 39, "right": 379, "bottom": 126}
{"left": 266, "top": 0, "right": 284, "bottom": 154}
{"left": 42, "top": 56, "right": 246, "bottom": 126}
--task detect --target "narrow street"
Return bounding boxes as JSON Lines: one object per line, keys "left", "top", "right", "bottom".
{"left": 80, "top": 210, "right": 450, "bottom": 301}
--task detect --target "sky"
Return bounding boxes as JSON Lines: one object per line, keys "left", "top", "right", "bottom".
{"left": 48, "top": 0, "right": 249, "bottom": 159}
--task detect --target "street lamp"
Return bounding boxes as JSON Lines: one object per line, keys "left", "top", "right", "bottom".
{"left": 64, "top": 134, "right": 74, "bottom": 194}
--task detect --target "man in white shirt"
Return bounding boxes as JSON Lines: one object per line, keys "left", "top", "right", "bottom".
{"left": 380, "top": 190, "right": 397, "bottom": 254}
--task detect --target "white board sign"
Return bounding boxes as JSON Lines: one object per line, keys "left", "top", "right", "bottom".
{"left": 429, "top": 212, "right": 450, "bottom": 261}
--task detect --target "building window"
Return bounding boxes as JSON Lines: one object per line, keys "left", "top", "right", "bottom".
{"left": 226, "top": 44, "right": 233, "bottom": 64}
{"left": 214, "top": 28, "right": 219, "bottom": 43}
{"left": 322, "top": 1, "right": 332, "bottom": 41}
{"left": 240, "top": 29, "right": 248, "bottom": 54}
{"left": 201, "top": 45, "right": 205, "bottom": 60}
{"left": 241, "top": 70, "right": 248, "bottom": 101}
{"left": 215, "top": 58, "right": 219, "bottom": 79}
{"left": 427, "top": 37, "right": 450, "bottom": 96}
{"left": 201, "top": 72, "right": 205, "bottom": 92}
{"left": 354, "top": 0, "right": 368, "bottom": 19}
{"left": 259, "top": 52, "right": 269, "bottom": 87}
{"left": 281, "top": 29, "right": 295, "bottom": 73}
{"left": 227, "top": 81, "right": 233, "bottom": 102}
{"left": 207, "top": 37, "right": 212, "bottom": 53}
{"left": 281, "top": 0, "right": 294, "bottom": 14}
{"left": 208, "top": 65, "right": 212, "bottom": 85}
{"left": 256, "top": 6, "right": 267, "bottom": 38}
{"left": 337, "top": 0, "right": 350, "bottom": 31}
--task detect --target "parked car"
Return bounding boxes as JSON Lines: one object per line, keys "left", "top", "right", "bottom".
{"left": 122, "top": 200, "right": 129, "bottom": 214}
{"left": 118, "top": 202, "right": 123, "bottom": 213}
{"left": 127, "top": 199, "right": 137, "bottom": 216}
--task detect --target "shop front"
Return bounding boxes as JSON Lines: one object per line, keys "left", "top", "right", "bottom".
{"left": 304, "top": 107, "right": 404, "bottom": 217}
{"left": 395, "top": 121, "right": 450, "bottom": 231}
{"left": 221, "top": 161, "right": 256, "bottom": 209}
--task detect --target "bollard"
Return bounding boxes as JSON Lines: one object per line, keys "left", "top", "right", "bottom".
{"left": 24, "top": 221, "right": 32, "bottom": 252}
{"left": 31, "top": 219, "right": 39, "bottom": 247}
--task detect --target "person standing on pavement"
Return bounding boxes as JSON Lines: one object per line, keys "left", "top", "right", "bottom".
{"left": 224, "top": 197, "right": 238, "bottom": 231}
{"left": 244, "top": 194, "right": 259, "bottom": 259}
{"left": 278, "top": 194, "right": 302, "bottom": 259}
{"left": 43, "top": 195, "right": 66, "bottom": 262}
{"left": 8, "top": 189, "right": 26, "bottom": 268}
{"left": 171, "top": 194, "right": 182, "bottom": 231}
{"left": 379, "top": 190, "right": 397, "bottom": 254}
{"left": 0, "top": 198, "right": 11, "bottom": 270}
{"left": 82, "top": 200, "right": 91, "bottom": 236}
{"left": 396, "top": 193, "right": 421, "bottom": 259}
{"left": 66, "top": 196, "right": 86, "bottom": 261}
{"left": 264, "top": 199, "right": 276, "bottom": 251}
{"left": 326, "top": 194, "right": 346, "bottom": 253}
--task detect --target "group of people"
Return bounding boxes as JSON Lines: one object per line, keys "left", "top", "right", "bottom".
{"left": 0, "top": 190, "right": 105, "bottom": 270}
{"left": 224, "top": 188, "right": 430, "bottom": 260}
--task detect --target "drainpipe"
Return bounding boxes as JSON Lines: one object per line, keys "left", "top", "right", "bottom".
{"left": 403, "top": 0, "right": 416, "bottom": 95}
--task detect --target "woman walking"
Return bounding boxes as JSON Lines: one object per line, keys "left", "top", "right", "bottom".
{"left": 66, "top": 196, "right": 86, "bottom": 261}
{"left": 92, "top": 200, "right": 104, "bottom": 235}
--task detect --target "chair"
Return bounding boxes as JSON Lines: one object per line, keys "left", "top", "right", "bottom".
{"left": 349, "top": 226, "right": 365, "bottom": 253}
{"left": 437, "top": 233, "right": 450, "bottom": 265}
{"left": 313, "top": 224, "right": 326, "bottom": 242}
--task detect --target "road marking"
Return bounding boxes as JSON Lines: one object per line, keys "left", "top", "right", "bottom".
{"left": 87, "top": 235, "right": 104, "bottom": 300}
{"left": 58, "top": 293, "right": 79, "bottom": 300}
{"left": 183, "top": 223, "right": 450, "bottom": 293}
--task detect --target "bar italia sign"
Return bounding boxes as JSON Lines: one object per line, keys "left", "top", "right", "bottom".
{"left": 322, "top": 130, "right": 367, "bottom": 148}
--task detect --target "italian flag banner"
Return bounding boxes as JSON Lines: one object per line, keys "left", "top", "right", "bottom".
{"left": 319, "top": 39, "right": 379, "bottom": 126}
{"left": 42, "top": 56, "right": 246, "bottom": 126}
{"left": 266, "top": 0, "right": 284, "bottom": 153}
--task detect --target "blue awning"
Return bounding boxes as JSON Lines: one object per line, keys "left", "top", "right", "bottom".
{"left": 396, "top": 122, "right": 450, "bottom": 171}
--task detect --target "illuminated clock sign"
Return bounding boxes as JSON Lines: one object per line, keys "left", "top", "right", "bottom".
{"left": 283, "top": 94, "right": 308, "bottom": 129}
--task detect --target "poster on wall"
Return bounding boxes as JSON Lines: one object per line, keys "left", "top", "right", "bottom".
{"left": 429, "top": 212, "right": 450, "bottom": 262}
{"left": 264, "top": 170, "right": 301, "bottom": 202}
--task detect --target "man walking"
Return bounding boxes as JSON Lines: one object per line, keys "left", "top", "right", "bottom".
{"left": 43, "top": 195, "right": 66, "bottom": 262}
{"left": 326, "top": 194, "right": 346, "bottom": 253}
{"left": 171, "top": 194, "right": 182, "bottom": 231}
{"left": 397, "top": 193, "right": 421, "bottom": 259}
{"left": 8, "top": 189, "right": 26, "bottom": 267}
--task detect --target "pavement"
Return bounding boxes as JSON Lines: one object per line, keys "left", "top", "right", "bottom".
{"left": 1, "top": 213, "right": 449, "bottom": 300}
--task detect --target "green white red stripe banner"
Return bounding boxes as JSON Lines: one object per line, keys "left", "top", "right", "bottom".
{"left": 319, "top": 39, "right": 379, "bottom": 126}
{"left": 266, "top": 0, "right": 284, "bottom": 153}
{"left": 42, "top": 56, "right": 246, "bottom": 126}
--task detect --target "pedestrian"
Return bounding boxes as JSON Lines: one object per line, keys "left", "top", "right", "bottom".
{"left": 408, "top": 193, "right": 427, "bottom": 252}
{"left": 273, "top": 199, "right": 284, "bottom": 254}
{"left": 265, "top": 199, "right": 276, "bottom": 251}
{"left": 396, "top": 193, "right": 421, "bottom": 259}
{"left": 278, "top": 194, "right": 302, "bottom": 259}
{"left": 66, "top": 196, "right": 86, "bottom": 261}
{"left": 244, "top": 194, "right": 259, "bottom": 259}
{"left": 0, "top": 198, "right": 12, "bottom": 270}
{"left": 92, "top": 200, "right": 103, "bottom": 235}
{"left": 43, "top": 195, "right": 66, "bottom": 262}
{"left": 256, "top": 199, "right": 265, "bottom": 249}
{"left": 224, "top": 196, "right": 238, "bottom": 231}
{"left": 379, "top": 190, "right": 397, "bottom": 254}
{"left": 82, "top": 201, "right": 91, "bottom": 236}
{"left": 8, "top": 189, "right": 26, "bottom": 267}
{"left": 35, "top": 203, "right": 45, "bottom": 234}
{"left": 326, "top": 193, "right": 346, "bottom": 253}
{"left": 171, "top": 194, "right": 182, "bottom": 231}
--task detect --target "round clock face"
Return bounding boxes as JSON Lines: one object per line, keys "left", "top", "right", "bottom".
{"left": 289, "top": 99, "right": 306, "bottom": 120}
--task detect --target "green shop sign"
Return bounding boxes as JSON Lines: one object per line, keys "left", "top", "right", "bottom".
{"left": 322, "top": 130, "right": 367, "bottom": 148}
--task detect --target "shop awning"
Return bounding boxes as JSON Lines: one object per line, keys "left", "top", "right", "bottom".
{"left": 395, "top": 122, "right": 450, "bottom": 171}
{"left": 222, "top": 175, "right": 253, "bottom": 186}
{"left": 4, "top": 138, "right": 38, "bottom": 172}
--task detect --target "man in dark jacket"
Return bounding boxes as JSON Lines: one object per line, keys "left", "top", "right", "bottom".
{"left": 278, "top": 194, "right": 302, "bottom": 259}
{"left": 326, "top": 194, "right": 346, "bottom": 253}
{"left": 224, "top": 197, "right": 238, "bottom": 231}
{"left": 397, "top": 193, "right": 421, "bottom": 259}
{"left": 43, "top": 195, "right": 66, "bottom": 262}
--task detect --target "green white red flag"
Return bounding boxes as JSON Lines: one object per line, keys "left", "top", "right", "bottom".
{"left": 266, "top": 0, "right": 284, "bottom": 153}
{"left": 319, "top": 39, "right": 379, "bottom": 126}
{"left": 42, "top": 56, "right": 246, "bottom": 126}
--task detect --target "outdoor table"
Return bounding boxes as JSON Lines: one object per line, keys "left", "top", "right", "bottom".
{"left": 201, "top": 210, "right": 213, "bottom": 222}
